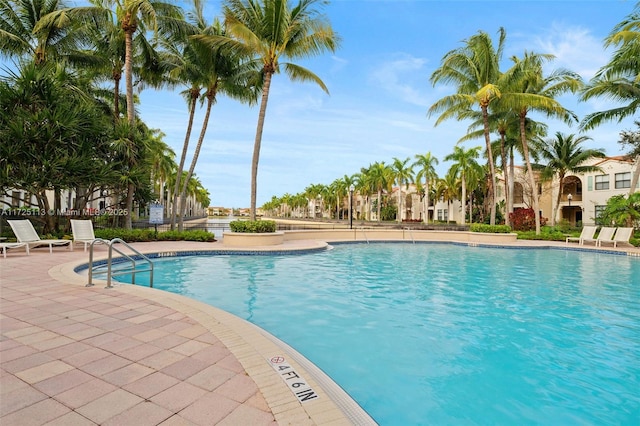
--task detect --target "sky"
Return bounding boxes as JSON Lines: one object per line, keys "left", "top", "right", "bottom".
{"left": 137, "top": 0, "right": 639, "bottom": 209}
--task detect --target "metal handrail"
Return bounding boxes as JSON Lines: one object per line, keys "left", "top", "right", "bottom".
{"left": 404, "top": 227, "right": 415, "bottom": 244}
{"left": 359, "top": 227, "right": 370, "bottom": 244}
{"left": 87, "top": 238, "right": 154, "bottom": 288}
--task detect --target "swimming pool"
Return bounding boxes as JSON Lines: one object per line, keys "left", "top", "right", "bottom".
{"left": 126, "top": 243, "right": 640, "bottom": 425}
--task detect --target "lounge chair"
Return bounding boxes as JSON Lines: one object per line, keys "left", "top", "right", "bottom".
{"left": 582, "top": 226, "right": 616, "bottom": 247}
{"left": 599, "top": 227, "right": 634, "bottom": 248}
{"left": 7, "top": 220, "right": 72, "bottom": 253}
{"left": 0, "top": 242, "right": 29, "bottom": 258}
{"left": 566, "top": 225, "right": 597, "bottom": 245}
{"left": 70, "top": 219, "right": 97, "bottom": 252}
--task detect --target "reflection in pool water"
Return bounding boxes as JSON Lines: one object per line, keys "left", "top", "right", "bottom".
{"left": 126, "top": 243, "right": 640, "bottom": 425}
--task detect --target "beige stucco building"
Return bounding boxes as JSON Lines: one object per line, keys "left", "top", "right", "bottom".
{"left": 388, "top": 156, "right": 638, "bottom": 226}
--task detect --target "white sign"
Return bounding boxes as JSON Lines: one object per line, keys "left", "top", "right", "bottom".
{"left": 149, "top": 204, "right": 164, "bottom": 224}
{"left": 269, "top": 355, "right": 319, "bottom": 403}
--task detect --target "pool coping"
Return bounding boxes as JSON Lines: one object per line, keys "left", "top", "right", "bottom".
{"left": 16, "top": 236, "right": 640, "bottom": 425}
{"left": 52, "top": 239, "right": 377, "bottom": 426}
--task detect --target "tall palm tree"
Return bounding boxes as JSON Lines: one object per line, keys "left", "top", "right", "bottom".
{"left": 413, "top": 152, "right": 439, "bottom": 223}
{"left": 445, "top": 145, "right": 482, "bottom": 224}
{"left": 429, "top": 28, "right": 506, "bottom": 226}
{"left": 173, "top": 2, "right": 259, "bottom": 230}
{"left": 537, "top": 132, "right": 606, "bottom": 225}
{"left": 436, "top": 168, "right": 460, "bottom": 223}
{"left": 500, "top": 51, "right": 582, "bottom": 234}
{"left": 367, "top": 162, "right": 391, "bottom": 222}
{"left": 200, "top": 0, "right": 340, "bottom": 220}
{"left": 341, "top": 174, "right": 357, "bottom": 221}
{"left": 110, "top": 0, "right": 185, "bottom": 128}
{"left": 391, "top": 157, "right": 414, "bottom": 222}
{"left": 581, "top": 2, "right": 640, "bottom": 195}
{"left": 0, "top": 0, "right": 101, "bottom": 65}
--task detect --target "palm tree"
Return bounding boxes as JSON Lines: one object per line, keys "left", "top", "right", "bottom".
{"left": 445, "top": 145, "right": 482, "bottom": 224}
{"left": 500, "top": 51, "right": 582, "bottom": 234}
{"left": 436, "top": 168, "right": 460, "bottom": 223}
{"left": 201, "top": 0, "right": 340, "bottom": 220}
{"left": 429, "top": 28, "right": 506, "bottom": 226}
{"left": 581, "top": 2, "right": 640, "bottom": 195}
{"left": 413, "top": 152, "right": 439, "bottom": 223}
{"left": 391, "top": 157, "right": 414, "bottom": 222}
{"left": 341, "top": 174, "right": 357, "bottom": 222}
{"left": 0, "top": 0, "right": 101, "bottom": 65}
{"left": 537, "top": 132, "right": 606, "bottom": 225}
{"left": 366, "top": 162, "right": 392, "bottom": 222}
{"left": 111, "top": 0, "right": 185, "bottom": 128}
{"left": 173, "top": 2, "right": 259, "bottom": 230}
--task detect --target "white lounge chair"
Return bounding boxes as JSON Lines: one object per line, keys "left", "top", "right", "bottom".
{"left": 70, "top": 219, "right": 97, "bottom": 252}
{"left": 0, "top": 242, "right": 29, "bottom": 258}
{"left": 566, "top": 225, "right": 597, "bottom": 245}
{"left": 600, "top": 227, "right": 634, "bottom": 248}
{"left": 7, "top": 220, "right": 72, "bottom": 253}
{"left": 582, "top": 226, "right": 616, "bottom": 247}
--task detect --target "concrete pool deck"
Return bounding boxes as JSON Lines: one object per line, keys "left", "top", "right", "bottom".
{"left": 1, "top": 235, "right": 639, "bottom": 425}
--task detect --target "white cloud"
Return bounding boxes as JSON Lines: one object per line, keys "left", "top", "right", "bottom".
{"left": 368, "top": 53, "right": 430, "bottom": 107}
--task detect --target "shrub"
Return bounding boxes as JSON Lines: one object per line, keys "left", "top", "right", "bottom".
{"left": 229, "top": 220, "right": 276, "bottom": 233}
{"left": 469, "top": 224, "right": 512, "bottom": 233}
{"left": 156, "top": 230, "right": 216, "bottom": 242}
{"left": 94, "top": 228, "right": 215, "bottom": 242}
{"left": 509, "top": 208, "right": 548, "bottom": 231}
{"left": 515, "top": 226, "right": 566, "bottom": 241}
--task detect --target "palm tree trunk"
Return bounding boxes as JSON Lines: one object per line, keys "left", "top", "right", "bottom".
{"left": 509, "top": 147, "right": 515, "bottom": 220}
{"left": 553, "top": 174, "right": 565, "bottom": 226}
{"left": 629, "top": 155, "right": 640, "bottom": 196}
{"left": 171, "top": 92, "right": 199, "bottom": 229}
{"left": 251, "top": 72, "right": 273, "bottom": 221}
{"left": 123, "top": 23, "right": 136, "bottom": 230}
{"left": 425, "top": 178, "right": 430, "bottom": 224}
{"left": 500, "top": 134, "right": 510, "bottom": 226}
{"left": 482, "top": 105, "right": 497, "bottom": 225}
{"left": 520, "top": 115, "right": 541, "bottom": 234}
{"left": 397, "top": 187, "right": 402, "bottom": 222}
{"left": 179, "top": 92, "right": 215, "bottom": 231}
{"left": 461, "top": 177, "right": 466, "bottom": 224}
{"left": 124, "top": 27, "right": 135, "bottom": 127}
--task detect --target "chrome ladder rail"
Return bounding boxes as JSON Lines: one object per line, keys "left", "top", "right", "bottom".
{"left": 404, "top": 227, "right": 415, "bottom": 244}
{"left": 87, "top": 238, "right": 154, "bottom": 288}
{"left": 359, "top": 227, "right": 370, "bottom": 244}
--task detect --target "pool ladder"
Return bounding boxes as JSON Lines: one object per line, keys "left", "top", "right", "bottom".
{"left": 404, "top": 227, "right": 416, "bottom": 244}
{"left": 86, "top": 238, "right": 154, "bottom": 288}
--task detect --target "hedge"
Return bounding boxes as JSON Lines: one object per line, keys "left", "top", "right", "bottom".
{"left": 469, "top": 224, "right": 512, "bottom": 233}
{"left": 229, "top": 220, "right": 277, "bottom": 233}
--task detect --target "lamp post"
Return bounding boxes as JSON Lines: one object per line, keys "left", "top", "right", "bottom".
{"left": 568, "top": 193, "right": 572, "bottom": 206}
{"left": 349, "top": 185, "right": 354, "bottom": 229}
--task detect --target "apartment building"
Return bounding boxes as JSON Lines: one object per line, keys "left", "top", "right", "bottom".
{"left": 396, "top": 156, "right": 638, "bottom": 226}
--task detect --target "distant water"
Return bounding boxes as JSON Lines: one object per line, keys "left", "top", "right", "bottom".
{"left": 206, "top": 217, "right": 234, "bottom": 239}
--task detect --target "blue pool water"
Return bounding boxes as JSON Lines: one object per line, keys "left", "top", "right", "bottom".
{"left": 128, "top": 243, "right": 640, "bottom": 425}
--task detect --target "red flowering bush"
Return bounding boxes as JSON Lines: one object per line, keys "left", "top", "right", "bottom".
{"left": 509, "top": 208, "right": 547, "bottom": 231}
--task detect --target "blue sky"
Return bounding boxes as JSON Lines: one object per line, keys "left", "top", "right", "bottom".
{"left": 138, "top": 0, "right": 638, "bottom": 208}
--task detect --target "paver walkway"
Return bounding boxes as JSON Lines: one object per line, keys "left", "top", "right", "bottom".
{"left": 2, "top": 236, "right": 638, "bottom": 426}
{"left": 1, "top": 241, "right": 353, "bottom": 426}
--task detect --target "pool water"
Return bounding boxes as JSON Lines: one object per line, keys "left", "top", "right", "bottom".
{"left": 127, "top": 243, "right": 640, "bottom": 425}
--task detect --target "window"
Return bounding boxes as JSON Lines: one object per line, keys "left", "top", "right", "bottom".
{"left": 513, "top": 183, "right": 524, "bottom": 204}
{"left": 11, "top": 191, "right": 20, "bottom": 207}
{"left": 594, "top": 205, "right": 606, "bottom": 224}
{"left": 615, "top": 172, "right": 631, "bottom": 189}
{"left": 595, "top": 175, "right": 609, "bottom": 190}
{"left": 437, "top": 209, "right": 443, "bottom": 221}
{"left": 443, "top": 209, "right": 448, "bottom": 222}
